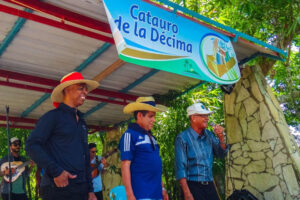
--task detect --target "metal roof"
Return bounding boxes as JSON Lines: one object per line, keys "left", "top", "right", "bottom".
{"left": 0, "top": 0, "right": 285, "bottom": 132}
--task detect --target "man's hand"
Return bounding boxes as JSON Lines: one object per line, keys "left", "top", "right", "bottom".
{"left": 3, "top": 167, "right": 16, "bottom": 176}
{"left": 213, "top": 124, "right": 226, "bottom": 149}
{"left": 30, "top": 160, "right": 35, "bottom": 168}
{"left": 126, "top": 193, "right": 136, "bottom": 200}
{"left": 88, "top": 192, "right": 97, "bottom": 200}
{"left": 101, "top": 158, "right": 108, "bottom": 168}
{"left": 162, "top": 189, "right": 169, "bottom": 200}
{"left": 179, "top": 178, "right": 194, "bottom": 200}
{"left": 213, "top": 124, "right": 225, "bottom": 137}
{"left": 53, "top": 170, "right": 77, "bottom": 187}
{"left": 184, "top": 193, "right": 194, "bottom": 200}
{"left": 121, "top": 160, "right": 135, "bottom": 200}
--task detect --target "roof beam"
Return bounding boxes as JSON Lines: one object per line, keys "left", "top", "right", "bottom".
{"left": 0, "top": 115, "right": 37, "bottom": 124}
{"left": 0, "top": 69, "right": 137, "bottom": 101}
{"left": 92, "top": 59, "right": 126, "bottom": 82}
{"left": 0, "top": 124, "right": 34, "bottom": 130}
{"left": 0, "top": 80, "right": 130, "bottom": 106}
{"left": 20, "top": 43, "right": 111, "bottom": 117}
{"left": 84, "top": 69, "right": 159, "bottom": 117}
{"left": 4, "top": 0, "right": 111, "bottom": 34}
{"left": 0, "top": 6, "right": 31, "bottom": 57}
{"left": 0, "top": 4, "right": 114, "bottom": 43}
{"left": 0, "top": 115, "right": 109, "bottom": 131}
{"left": 0, "top": 69, "right": 58, "bottom": 87}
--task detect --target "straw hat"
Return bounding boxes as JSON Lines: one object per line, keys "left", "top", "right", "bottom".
{"left": 51, "top": 72, "right": 99, "bottom": 103}
{"left": 123, "top": 96, "right": 168, "bottom": 114}
{"left": 186, "top": 103, "right": 213, "bottom": 116}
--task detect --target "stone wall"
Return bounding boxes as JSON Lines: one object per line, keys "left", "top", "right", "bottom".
{"left": 101, "top": 128, "right": 124, "bottom": 200}
{"left": 224, "top": 65, "right": 300, "bottom": 199}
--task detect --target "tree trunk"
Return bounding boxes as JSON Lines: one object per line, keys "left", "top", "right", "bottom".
{"left": 224, "top": 65, "right": 300, "bottom": 200}
{"left": 101, "top": 128, "right": 124, "bottom": 200}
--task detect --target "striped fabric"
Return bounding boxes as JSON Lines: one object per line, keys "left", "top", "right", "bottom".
{"left": 124, "top": 132, "right": 131, "bottom": 152}
{"left": 175, "top": 127, "right": 228, "bottom": 181}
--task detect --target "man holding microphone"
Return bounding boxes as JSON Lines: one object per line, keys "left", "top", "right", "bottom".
{"left": 175, "top": 103, "right": 228, "bottom": 200}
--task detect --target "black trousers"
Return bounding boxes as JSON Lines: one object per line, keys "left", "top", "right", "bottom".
{"left": 2, "top": 193, "right": 28, "bottom": 200}
{"left": 182, "top": 181, "right": 219, "bottom": 200}
{"left": 94, "top": 191, "right": 103, "bottom": 200}
{"left": 40, "top": 183, "right": 89, "bottom": 200}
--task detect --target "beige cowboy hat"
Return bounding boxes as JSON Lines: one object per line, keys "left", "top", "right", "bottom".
{"left": 51, "top": 72, "right": 99, "bottom": 103}
{"left": 123, "top": 96, "right": 168, "bottom": 114}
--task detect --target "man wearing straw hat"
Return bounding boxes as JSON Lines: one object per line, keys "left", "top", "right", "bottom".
{"left": 119, "top": 96, "right": 169, "bottom": 200}
{"left": 175, "top": 103, "right": 228, "bottom": 200}
{"left": 26, "top": 72, "right": 99, "bottom": 200}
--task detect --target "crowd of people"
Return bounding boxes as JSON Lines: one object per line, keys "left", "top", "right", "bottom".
{"left": 0, "top": 72, "right": 228, "bottom": 200}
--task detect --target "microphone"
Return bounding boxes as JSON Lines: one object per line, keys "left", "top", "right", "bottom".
{"left": 210, "top": 122, "right": 226, "bottom": 141}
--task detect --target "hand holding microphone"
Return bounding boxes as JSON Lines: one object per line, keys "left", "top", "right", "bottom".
{"left": 210, "top": 122, "right": 226, "bottom": 148}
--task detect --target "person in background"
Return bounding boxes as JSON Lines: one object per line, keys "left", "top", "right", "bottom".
{"left": 0, "top": 137, "right": 34, "bottom": 200}
{"left": 89, "top": 143, "right": 108, "bottom": 200}
{"left": 25, "top": 72, "right": 99, "bottom": 200}
{"left": 175, "top": 103, "right": 228, "bottom": 200}
{"left": 119, "top": 96, "right": 169, "bottom": 200}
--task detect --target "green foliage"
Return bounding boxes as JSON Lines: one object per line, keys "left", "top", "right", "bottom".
{"left": 177, "top": 0, "right": 300, "bottom": 49}
{"left": 152, "top": 83, "right": 226, "bottom": 199}
{"left": 268, "top": 47, "right": 300, "bottom": 126}
{"left": 88, "top": 131, "right": 104, "bottom": 154}
{"left": 0, "top": 128, "right": 40, "bottom": 199}
{"left": 0, "top": 128, "right": 30, "bottom": 159}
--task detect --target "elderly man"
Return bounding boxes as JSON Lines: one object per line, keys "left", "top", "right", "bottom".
{"left": 175, "top": 103, "right": 228, "bottom": 200}
{"left": 119, "top": 96, "right": 169, "bottom": 200}
{"left": 26, "top": 72, "right": 99, "bottom": 200}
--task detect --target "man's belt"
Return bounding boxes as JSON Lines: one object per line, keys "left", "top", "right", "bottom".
{"left": 199, "top": 181, "right": 210, "bottom": 185}
{"left": 187, "top": 180, "right": 212, "bottom": 185}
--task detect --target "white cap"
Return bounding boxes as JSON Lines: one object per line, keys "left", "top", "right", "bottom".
{"left": 10, "top": 137, "right": 20, "bottom": 144}
{"left": 187, "top": 103, "right": 213, "bottom": 116}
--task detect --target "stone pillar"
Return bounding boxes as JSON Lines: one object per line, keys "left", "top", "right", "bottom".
{"left": 224, "top": 65, "right": 300, "bottom": 200}
{"left": 102, "top": 128, "right": 124, "bottom": 200}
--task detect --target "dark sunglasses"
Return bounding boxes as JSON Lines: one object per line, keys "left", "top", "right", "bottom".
{"left": 91, "top": 151, "right": 97, "bottom": 153}
{"left": 12, "top": 142, "right": 21, "bottom": 146}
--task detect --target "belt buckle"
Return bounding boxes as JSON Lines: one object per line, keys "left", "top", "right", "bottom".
{"left": 201, "top": 181, "right": 209, "bottom": 185}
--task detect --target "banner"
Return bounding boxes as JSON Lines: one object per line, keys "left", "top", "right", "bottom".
{"left": 103, "top": 0, "right": 240, "bottom": 84}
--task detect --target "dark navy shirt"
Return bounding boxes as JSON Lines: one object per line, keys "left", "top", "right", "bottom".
{"left": 25, "top": 103, "right": 92, "bottom": 192}
{"left": 119, "top": 123, "right": 163, "bottom": 199}
{"left": 175, "top": 127, "right": 228, "bottom": 182}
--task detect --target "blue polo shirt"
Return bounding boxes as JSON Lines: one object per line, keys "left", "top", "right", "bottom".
{"left": 119, "top": 123, "right": 162, "bottom": 199}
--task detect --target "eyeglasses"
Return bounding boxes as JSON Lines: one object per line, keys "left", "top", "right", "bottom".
{"left": 12, "top": 142, "right": 21, "bottom": 146}
{"left": 192, "top": 114, "right": 209, "bottom": 118}
{"left": 91, "top": 151, "right": 97, "bottom": 153}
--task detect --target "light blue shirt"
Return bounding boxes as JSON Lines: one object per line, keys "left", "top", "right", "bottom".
{"left": 91, "top": 156, "right": 104, "bottom": 192}
{"left": 175, "top": 127, "right": 228, "bottom": 181}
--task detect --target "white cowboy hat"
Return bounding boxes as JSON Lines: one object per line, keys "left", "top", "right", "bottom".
{"left": 123, "top": 96, "right": 168, "bottom": 114}
{"left": 187, "top": 103, "right": 213, "bottom": 116}
{"left": 51, "top": 72, "right": 99, "bottom": 103}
